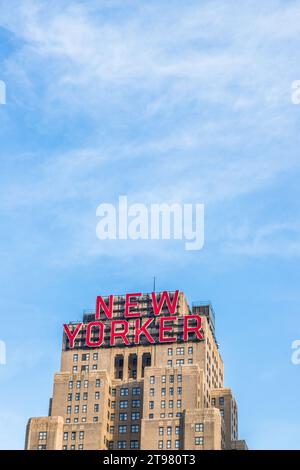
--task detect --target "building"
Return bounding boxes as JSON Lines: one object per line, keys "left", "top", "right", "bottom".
{"left": 25, "top": 290, "right": 247, "bottom": 450}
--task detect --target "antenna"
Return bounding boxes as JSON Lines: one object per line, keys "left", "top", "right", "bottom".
{"left": 153, "top": 276, "right": 156, "bottom": 292}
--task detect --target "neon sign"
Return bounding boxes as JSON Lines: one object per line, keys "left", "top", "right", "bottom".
{"left": 63, "top": 290, "right": 204, "bottom": 348}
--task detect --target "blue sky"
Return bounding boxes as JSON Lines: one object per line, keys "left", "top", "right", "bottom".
{"left": 0, "top": 0, "right": 300, "bottom": 449}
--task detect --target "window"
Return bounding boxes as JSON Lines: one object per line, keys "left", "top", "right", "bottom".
{"left": 84, "top": 380, "right": 88, "bottom": 388}
{"left": 178, "top": 374, "right": 182, "bottom": 383}
{"left": 81, "top": 365, "right": 89, "bottom": 372}
{"left": 211, "top": 398, "right": 216, "bottom": 406}
{"left": 167, "top": 360, "right": 173, "bottom": 366}
{"left": 63, "top": 445, "right": 67, "bottom": 450}
{"left": 110, "top": 426, "right": 115, "bottom": 433}
{"left": 119, "top": 413, "right": 127, "bottom": 421}
{"left": 66, "top": 418, "right": 71, "bottom": 424}
{"left": 176, "top": 347, "right": 184, "bottom": 355}
{"left": 149, "top": 413, "right": 154, "bottom": 419}
{"left": 170, "top": 387, "right": 174, "bottom": 396}
{"left": 111, "top": 401, "right": 116, "bottom": 409}
{"left": 167, "top": 426, "right": 172, "bottom": 435}
{"left": 161, "top": 400, "right": 166, "bottom": 408}
{"left": 177, "top": 387, "right": 182, "bottom": 395}
{"left": 170, "top": 375, "right": 174, "bottom": 383}
{"left": 120, "top": 400, "right": 128, "bottom": 409}
{"left": 73, "top": 354, "right": 78, "bottom": 362}
{"left": 150, "top": 376, "right": 155, "bottom": 384}
{"left": 130, "top": 440, "right": 139, "bottom": 449}
{"left": 175, "top": 440, "right": 180, "bottom": 449}
{"left": 149, "top": 401, "right": 154, "bottom": 409}
{"left": 149, "top": 388, "right": 155, "bottom": 396}
{"left": 96, "top": 379, "right": 101, "bottom": 388}
{"left": 132, "top": 387, "right": 140, "bottom": 396}
{"left": 131, "top": 412, "right": 140, "bottom": 420}
{"left": 95, "top": 392, "right": 100, "bottom": 400}
{"left": 175, "top": 426, "right": 180, "bottom": 435}
{"left": 167, "top": 440, "right": 171, "bottom": 449}
{"left": 70, "top": 445, "right": 75, "bottom": 450}
{"left": 67, "top": 406, "right": 71, "bottom": 414}
{"left": 74, "top": 418, "right": 78, "bottom": 423}
{"left": 220, "top": 409, "right": 224, "bottom": 418}
{"left": 120, "top": 388, "right": 129, "bottom": 396}
{"left": 92, "top": 364, "right": 97, "bottom": 370}
{"left": 78, "top": 444, "right": 83, "bottom": 450}
{"left": 188, "top": 347, "right": 193, "bottom": 355}
{"left": 79, "top": 431, "right": 84, "bottom": 440}
{"left": 132, "top": 400, "right": 140, "bottom": 408}
{"left": 83, "top": 392, "right": 88, "bottom": 400}
{"left": 73, "top": 365, "right": 78, "bottom": 372}
{"left": 195, "top": 423, "right": 204, "bottom": 432}
{"left": 159, "top": 427, "right": 164, "bottom": 436}
{"left": 219, "top": 397, "right": 225, "bottom": 406}
{"left": 168, "top": 348, "right": 173, "bottom": 356}
{"left": 161, "top": 388, "right": 166, "bottom": 396}
{"left": 82, "top": 353, "right": 89, "bottom": 361}
{"left": 111, "top": 413, "right": 115, "bottom": 421}
{"left": 188, "top": 359, "right": 193, "bottom": 364}
{"left": 82, "top": 417, "right": 86, "bottom": 422}
{"left": 74, "top": 405, "right": 79, "bottom": 413}
{"left": 158, "top": 440, "right": 163, "bottom": 449}
{"left": 94, "top": 404, "right": 99, "bottom": 412}
{"left": 68, "top": 381, "right": 73, "bottom": 389}
{"left": 162, "top": 375, "right": 166, "bottom": 383}
{"left": 68, "top": 393, "right": 72, "bottom": 401}
{"left": 177, "top": 399, "right": 182, "bottom": 408}
{"left": 176, "top": 359, "right": 184, "bottom": 366}
{"left": 195, "top": 437, "right": 204, "bottom": 445}
{"left": 168, "top": 412, "right": 173, "bottom": 417}
{"left": 76, "top": 380, "right": 81, "bottom": 389}
{"left": 118, "top": 425, "right": 127, "bottom": 434}
{"left": 160, "top": 413, "right": 166, "bottom": 418}
{"left": 117, "top": 441, "right": 126, "bottom": 449}
{"left": 169, "top": 400, "right": 174, "bottom": 408}
{"left": 71, "top": 432, "right": 76, "bottom": 441}
{"left": 82, "top": 405, "right": 87, "bottom": 413}
{"left": 75, "top": 393, "right": 80, "bottom": 401}
{"left": 93, "top": 417, "right": 98, "bottom": 422}
{"left": 112, "top": 388, "right": 116, "bottom": 396}
{"left": 93, "top": 353, "right": 98, "bottom": 360}
{"left": 39, "top": 432, "right": 47, "bottom": 440}
{"left": 131, "top": 425, "right": 139, "bottom": 433}
{"left": 38, "top": 445, "right": 46, "bottom": 450}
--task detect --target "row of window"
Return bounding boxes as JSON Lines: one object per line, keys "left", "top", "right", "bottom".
{"left": 149, "top": 387, "right": 182, "bottom": 397}
{"left": 117, "top": 440, "right": 139, "bottom": 449}
{"left": 73, "top": 353, "right": 98, "bottom": 362}
{"left": 72, "top": 364, "right": 98, "bottom": 372}
{"left": 166, "top": 359, "right": 193, "bottom": 366}
{"left": 149, "top": 399, "right": 182, "bottom": 409}
{"left": 149, "top": 412, "right": 182, "bottom": 419}
{"left": 158, "top": 440, "right": 180, "bottom": 449}
{"left": 63, "top": 431, "right": 84, "bottom": 441}
{"left": 159, "top": 426, "right": 181, "bottom": 436}
{"left": 67, "top": 392, "right": 100, "bottom": 401}
{"left": 68, "top": 379, "right": 101, "bottom": 389}
{"left": 150, "top": 374, "right": 182, "bottom": 384}
{"left": 119, "top": 387, "right": 141, "bottom": 396}
{"left": 167, "top": 347, "right": 193, "bottom": 356}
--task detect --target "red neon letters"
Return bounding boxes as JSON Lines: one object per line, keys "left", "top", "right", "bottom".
{"left": 63, "top": 290, "right": 204, "bottom": 349}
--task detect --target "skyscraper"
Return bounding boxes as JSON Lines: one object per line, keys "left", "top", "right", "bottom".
{"left": 25, "top": 290, "right": 247, "bottom": 450}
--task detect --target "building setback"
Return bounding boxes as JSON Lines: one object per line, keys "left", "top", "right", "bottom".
{"left": 25, "top": 290, "right": 247, "bottom": 450}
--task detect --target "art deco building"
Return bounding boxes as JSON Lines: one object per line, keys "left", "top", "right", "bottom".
{"left": 25, "top": 291, "right": 247, "bottom": 450}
